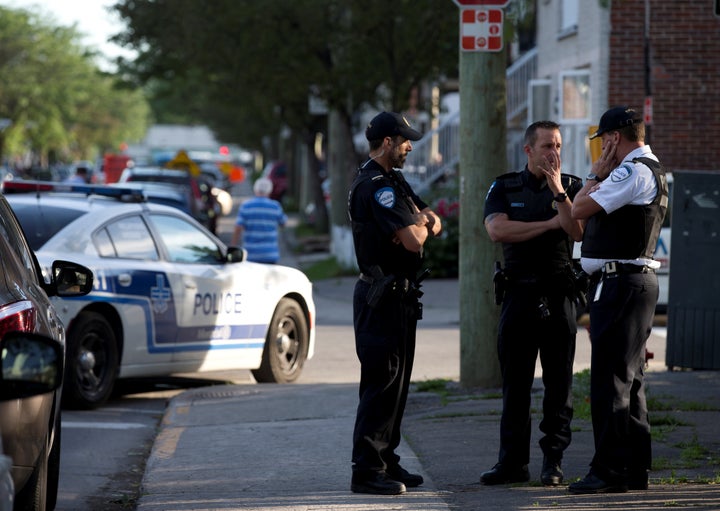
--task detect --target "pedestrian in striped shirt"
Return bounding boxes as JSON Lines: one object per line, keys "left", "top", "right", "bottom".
{"left": 231, "top": 177, "right": 287, "bottom": 263}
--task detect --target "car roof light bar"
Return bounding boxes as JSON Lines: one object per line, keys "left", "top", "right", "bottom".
{"left": 1, "top": 180, "right": 146, "bottom": 202}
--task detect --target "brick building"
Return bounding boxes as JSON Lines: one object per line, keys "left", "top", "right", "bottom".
{"left": 609, "top": 0, "right": 720, "bottom": 172}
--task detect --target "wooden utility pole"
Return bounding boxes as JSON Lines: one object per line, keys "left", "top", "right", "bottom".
{"left": 454, "top": 3, "right": 508, "bottom": 388}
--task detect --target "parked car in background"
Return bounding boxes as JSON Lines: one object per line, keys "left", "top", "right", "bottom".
{"left": 0, "top": 188, "right": 93, "bottom": 511}
{"left": 3, "top": 181, "right": 316, "bottom": 410}
{"left": 261, "top": 161, "right": 288, "bottom": 202}
{"left": 119, "top": 166, "right": 221, "bottom": 233}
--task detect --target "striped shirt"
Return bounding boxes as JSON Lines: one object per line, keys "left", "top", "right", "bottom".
{"left": 235, "top": 196, "right": 287, "bottom": 263}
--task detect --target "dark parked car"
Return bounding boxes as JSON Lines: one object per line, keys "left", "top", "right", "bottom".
{"left": 0, "top": 190, "right": 93, "bottom": 511}
{"left": 261, "top": 161, "right": 288, "bottom": 202}
{"left": 118, "top": 166, "right": 220, "bottom": 233}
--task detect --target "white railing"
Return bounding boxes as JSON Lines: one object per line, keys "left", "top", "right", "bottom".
{"left": 404, "top": 49, "right": 538, "bottom": 195}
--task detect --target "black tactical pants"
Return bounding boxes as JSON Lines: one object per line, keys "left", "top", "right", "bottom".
{"left": 496, "top": 285, "right": 577, "bottom": 467}
{"left": 587, "top": 271, "right": 657, "bottom": 481}
{"left": 351, "top": 279, "right": 418, "bottom": 477}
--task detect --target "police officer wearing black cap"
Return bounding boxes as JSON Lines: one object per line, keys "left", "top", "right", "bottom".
{"left": 569, "top": 107, "right": 668, "bottom": 494}
{"left": 482, "top": 121, "right": 584, "bottom": 487}
{"left": 348, "top": 111, "right": 442, "bottom": 495}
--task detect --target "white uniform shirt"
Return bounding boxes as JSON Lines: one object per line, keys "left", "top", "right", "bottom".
{"left": 581, "top": 145, "right": 661, "bottom": 274}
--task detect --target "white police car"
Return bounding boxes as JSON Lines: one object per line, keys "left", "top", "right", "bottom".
{"left": 3, "top": 181, "right": 315, "bottom": 409}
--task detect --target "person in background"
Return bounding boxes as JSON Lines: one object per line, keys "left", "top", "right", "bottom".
{"left": 569, "top": 106, "right": 667, "bottom": 494}
{"left": 481, "top": 120, "right": 584, "bottom": 487}
{"left": 230, "top": 177, "right": 287, "bottom": 263}
{"left": 65, "top": 165, "right": 89, "bottom": 184}
{"left": 347, "top": 111, "right": 442, "bottom": 496}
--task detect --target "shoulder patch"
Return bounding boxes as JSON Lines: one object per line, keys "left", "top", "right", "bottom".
{"left": 374, "top": 187, "right": 396, "bottom": 208}
{"left": 611, "top": 164, "right": 633, "bottom": 183}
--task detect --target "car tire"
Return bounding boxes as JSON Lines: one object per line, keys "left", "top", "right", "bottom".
{"left": 63, "top": 311, "right": 119, "bottom": 409}
{"left": 45, "top": 412, "right": 61, "bottom": 511}
{"left": 251, "top": 298, "right": 308, "bottom": 384}
{"left": 14, "top": 437, "right": 48, "bottom": 511}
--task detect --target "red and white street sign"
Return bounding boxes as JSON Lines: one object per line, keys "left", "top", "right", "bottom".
{"left": 453, "top": 0, "right": 510, "bottom": 6}
{"left": 460, "top": 9, "right": 503, "bottom": 52}
{"left": 644, "top": 96, "right": 653, "bottom": 125}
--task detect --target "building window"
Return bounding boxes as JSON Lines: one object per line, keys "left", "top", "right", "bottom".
{"left": 559, "top": 0, "right": 579, "bottom": 38}
{"left": 528, "top": 79, "right": 552, "bottom": 124}
{"left": 559, "top": 70, "right": 590, "bottom": 124}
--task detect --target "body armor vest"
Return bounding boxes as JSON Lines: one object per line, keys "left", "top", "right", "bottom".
{"left": 499, "top": 172, "right": 579, "bottom": 276}
{"left": 581, "top": 157, "right": 668, "bottom": 260}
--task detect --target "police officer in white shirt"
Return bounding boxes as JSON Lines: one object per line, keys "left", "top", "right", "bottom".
{"left": 569, "top": 107, "right": 668, "bottom": 495}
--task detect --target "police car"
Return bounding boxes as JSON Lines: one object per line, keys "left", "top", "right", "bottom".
{"left": 3, "top": 181, "right": 316, "bottom": 409}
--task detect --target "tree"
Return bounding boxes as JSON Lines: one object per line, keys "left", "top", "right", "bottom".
{"left": 111, "top": 0, "right": 458, "bottom": 235}
{"left": 0, "top": 6, "right": 150, "bottom": 167}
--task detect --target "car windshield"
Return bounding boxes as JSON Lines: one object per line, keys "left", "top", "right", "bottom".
{"left": 9, "top": 203, "right": 86, "bottom": 250}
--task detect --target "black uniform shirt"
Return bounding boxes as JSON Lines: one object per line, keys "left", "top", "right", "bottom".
{"left": 348, "top": 159, "right": 424, "bottom": 279}
{"left": 484, "top": 167, "right": 582, "bottom": 276}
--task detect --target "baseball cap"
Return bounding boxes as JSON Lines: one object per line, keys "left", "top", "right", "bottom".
{"left": 365, "top": 112, "right": 422, "bottom": 142}
{"left": 589, "top": 107, "right": 643, "bottom": 139}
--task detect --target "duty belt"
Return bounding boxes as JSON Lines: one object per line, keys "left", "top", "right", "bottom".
{"left": 359, "top": 273, "right": 410, "bottom": 293}
{"left": 602, "top": 261, "right": 655, "bottom": 275}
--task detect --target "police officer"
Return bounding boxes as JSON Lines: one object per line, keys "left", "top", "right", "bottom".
{"left": 482, "top": 120, "right": 583, "bottom": 487}
{"left": 569, "top": 107, "right": 667, "bottom": 494}
{"left": 348, "top": 111, "right": 442, "bottom": 495}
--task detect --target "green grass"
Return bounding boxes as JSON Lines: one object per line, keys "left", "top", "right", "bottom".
{"left": 301, "top": 256, "right": 355, "bottom": 281}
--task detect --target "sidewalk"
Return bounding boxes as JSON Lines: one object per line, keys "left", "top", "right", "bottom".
{"left": 136, "top": 199, "right": 720, "bottom": 510}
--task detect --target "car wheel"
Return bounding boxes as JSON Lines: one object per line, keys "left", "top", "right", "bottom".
{"left": 251, "top": 298, "right": 308, "bottom": 384}
{"left": 14, "top": 438, "right": 48, "bottom": 511}
{"left": 63, "top": 311, "right": 119, "bottom": 409}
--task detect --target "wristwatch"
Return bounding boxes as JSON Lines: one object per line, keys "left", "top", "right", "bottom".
{"left": 553, "top": 192, "right": 567, "bottom": 202}
{"left": 587, "top": 173, "right": 601, "bottom": 181}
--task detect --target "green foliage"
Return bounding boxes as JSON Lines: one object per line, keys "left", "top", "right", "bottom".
{"left": 422, "top": 181, "right": 460, "bottom": 278}
{"left": 111, "top": 0, "right": 459, "bottom": 150}
{"left": 572, "top": 369, "right": 592, "bottom": 421}
{"left": 0, "top": 5, "right": 150, "bottom": 164}
{"left": 301, "top": 256, "right": 355, "bottom": 282}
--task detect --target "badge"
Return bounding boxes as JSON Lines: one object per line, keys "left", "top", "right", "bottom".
{"left": 611, "top": 164, "right": 633, "bottom": 183}
{"left": 375, "top": 187, "right": 396, "bottom": 208}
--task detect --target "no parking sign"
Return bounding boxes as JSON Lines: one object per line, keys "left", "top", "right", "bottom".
{"left": 459, "top": 8, "right": 504, "bottom": 52}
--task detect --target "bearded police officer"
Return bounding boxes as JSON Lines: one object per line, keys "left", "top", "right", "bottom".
{"left": 348, "top": 112, "right": 442, "bottom": 495}
{"left": 482, "top": 121, "right": 584, "bottom": 487}
{"left": 568, "top": 107, "right": 667, "bottom": 494}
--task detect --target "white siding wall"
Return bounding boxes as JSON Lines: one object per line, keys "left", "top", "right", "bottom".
{"left": 535, "top": 0, "right": 611, "bottom": 175}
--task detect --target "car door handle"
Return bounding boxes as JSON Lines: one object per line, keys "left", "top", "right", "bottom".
{"left": 118, "top": 273, "right": 132, "bottom": 287}
{"left": 183, "top": 280, "right": 197, "bottom": 290}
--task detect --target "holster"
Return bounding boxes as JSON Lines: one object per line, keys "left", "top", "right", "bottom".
{"left": 364, "top": 266, "right": 396, "bottom": 308}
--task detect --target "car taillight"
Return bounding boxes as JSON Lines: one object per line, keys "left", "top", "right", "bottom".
{"left": 0, "top": 300, "right": 37, "bottom": 338}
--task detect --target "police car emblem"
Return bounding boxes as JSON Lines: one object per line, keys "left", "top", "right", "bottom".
{"left": 375, "top": 187, "right": 396, "bottom": 208}
{"left": 150, "top": 274, "right": 171, "bottom": 314}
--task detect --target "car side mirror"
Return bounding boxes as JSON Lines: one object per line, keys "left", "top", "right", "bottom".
{"left": 226, "top": 246, "right": 247, "bottom": 263}
{"left": 51, "top": 260, "right": 94, "bottom": 297}
{"left": 0, "top": 332, "right": 63, "bottom": 401}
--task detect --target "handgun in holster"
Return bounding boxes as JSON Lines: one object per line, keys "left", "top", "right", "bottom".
{"left": 365, "top": 265, "right": 396, "bottom": 308}
{"left": 493, "top": 261, "right": 507, "bottom": 305}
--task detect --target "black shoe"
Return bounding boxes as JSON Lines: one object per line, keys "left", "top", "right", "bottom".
{"left": 568, "top": 473, "right": 628, "bottom": 494}
{"left": 351, "top": 472, "right": 406, "bottom": 495}
{"left": 628, "top": 471, "right": 649, "bottom": 490}
{"left": 386, "top": 465, "right": 424, "bottom": 487}
{"left": 480, "top": 463, "right": 530, "bottom": 485}
{"left": 541, "top": 457, "right": 564, "bottom": 486}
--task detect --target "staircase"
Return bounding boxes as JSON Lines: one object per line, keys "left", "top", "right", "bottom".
{"left": 403, "top": 48, "right": 538, "bottom": 195}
